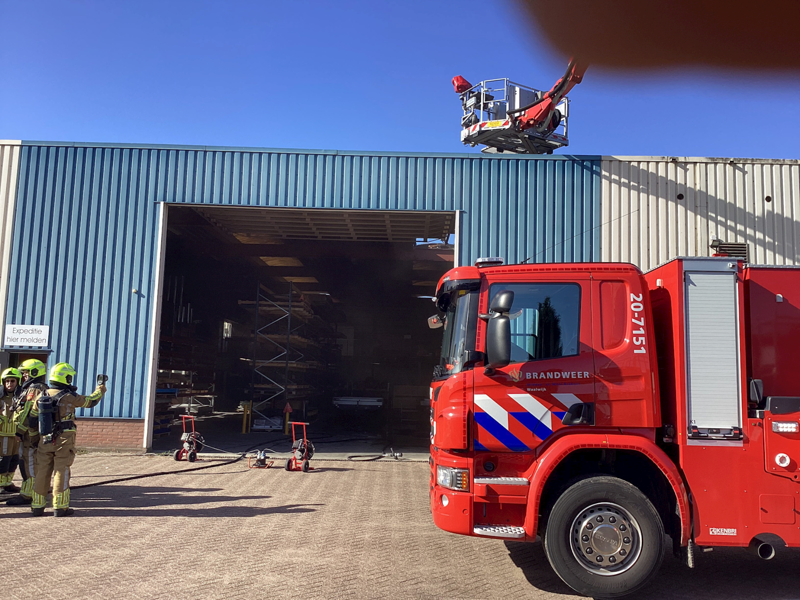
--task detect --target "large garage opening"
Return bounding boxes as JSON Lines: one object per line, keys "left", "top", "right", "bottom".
{"left": 151, "top": 205, "right": 455, "bottom": 449}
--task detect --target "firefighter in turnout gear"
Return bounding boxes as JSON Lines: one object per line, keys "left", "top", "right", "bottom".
{"left": 31, "top": 363, "right": 105, "bottom": 517}
{"left": 0, "top": 368, "right": 22, "bottom": 494}
{"left": 6, "top": 359, "right": 48, "bottom": 506}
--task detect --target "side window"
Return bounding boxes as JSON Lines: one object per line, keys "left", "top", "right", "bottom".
{"left": 600, "top": 281, "right": 627, "bottom": 350}
{"left": 489, "top": 282, "right": 581, "bottom": 362}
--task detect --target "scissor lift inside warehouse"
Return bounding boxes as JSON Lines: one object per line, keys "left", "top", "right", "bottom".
{"left": 458, "top": 78, "right": 570, "bottom": 154}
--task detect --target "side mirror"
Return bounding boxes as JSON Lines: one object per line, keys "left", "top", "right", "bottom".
{"left": 427, "top": 314, "right": 444, "bottom": 329}
{"left": 749, "top": 378, "right": 763, "bottom": 407}
{"left": 485, "top": 290, "right": 513, "bottom": 373}
{"left": 490, "top": 290, "right": 514, "bottom": 314}
{"left": 485, "top": 315, "right": 511, "bottom": 372}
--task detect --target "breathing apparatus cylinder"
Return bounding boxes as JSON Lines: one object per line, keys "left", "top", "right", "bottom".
{"left": 38, "top": 395, "right": 54, "bottom": 441}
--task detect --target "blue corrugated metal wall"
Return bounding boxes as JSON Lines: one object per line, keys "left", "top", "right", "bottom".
{"left": 7, "top": 145, "right": 162, "bottom": 418}
{"left": 6, "top": 142, "right": 601, "bottom": 420}
{"left": 157, "top": 148, "right": 600, "bottom": 265}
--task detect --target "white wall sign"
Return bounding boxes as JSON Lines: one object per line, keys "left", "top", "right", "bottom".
{"left": 4, "top": 324, "right": 49, "bottom": 347}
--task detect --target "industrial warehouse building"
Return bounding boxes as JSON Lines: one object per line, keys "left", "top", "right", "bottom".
{"left": 0, "top": 140, "right": 798, "bottom": 449}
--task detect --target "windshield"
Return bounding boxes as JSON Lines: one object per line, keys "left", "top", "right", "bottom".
{"left": 435, "top": 289, "right": 478, "bottom": 378}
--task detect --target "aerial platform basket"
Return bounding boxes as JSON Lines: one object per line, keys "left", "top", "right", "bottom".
{"left": 458, "top": 78, "right": 570, "bottom": 154}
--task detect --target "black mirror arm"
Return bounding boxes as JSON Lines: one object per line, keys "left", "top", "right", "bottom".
{"left": 463, "top": 351, "right": 485, "bottom": 369}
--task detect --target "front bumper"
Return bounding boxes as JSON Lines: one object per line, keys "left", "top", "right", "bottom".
{"left": 430, "top": 483, "right": 473, "bottom": 536}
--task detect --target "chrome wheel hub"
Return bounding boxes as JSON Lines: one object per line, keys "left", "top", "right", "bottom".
{"left": 569, "top": 502, "right": 642, "bottom": 576}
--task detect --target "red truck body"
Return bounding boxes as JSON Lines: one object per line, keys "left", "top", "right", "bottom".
{"left": 429, "top": 257, "right": 800, "bottom": 597}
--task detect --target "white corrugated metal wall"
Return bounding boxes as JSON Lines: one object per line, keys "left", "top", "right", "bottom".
{"left": 600, "top": 157, "right": 800, "bottom": 271}
{"left": 0, "top": 141, "right": 21, "bottom": 352}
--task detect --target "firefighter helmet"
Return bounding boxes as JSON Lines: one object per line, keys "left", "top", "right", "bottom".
{"left": 49, "top": 363, "right": 76, "bottom": 386}
{"left": 19, "top": 359, "right": 46, "bottom": 379}
{"left": 1, "top": 367, "right": 21, "bottom": 382}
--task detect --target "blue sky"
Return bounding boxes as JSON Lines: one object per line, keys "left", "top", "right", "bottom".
{"left": 1, "top": 0, "right": 798, "bottom": 159}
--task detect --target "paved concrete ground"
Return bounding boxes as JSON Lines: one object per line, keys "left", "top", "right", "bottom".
{"left": 3, "top": 453, "right": 800, "bottom": 600}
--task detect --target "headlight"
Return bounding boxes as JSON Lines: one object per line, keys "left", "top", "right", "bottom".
{"left": 436, "top": 465, "right": 469, "bottom": 491}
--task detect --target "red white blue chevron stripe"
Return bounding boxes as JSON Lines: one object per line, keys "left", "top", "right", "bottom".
{"left": 473, "top": 392, "right": 584, "bottom": 452}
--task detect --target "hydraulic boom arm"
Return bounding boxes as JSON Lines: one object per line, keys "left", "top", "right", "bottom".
{"left": 452, "top": 57, "right": 588, "bottom": 154}
{"left": 509, "top": 58, "right": 588, "bottom": 134}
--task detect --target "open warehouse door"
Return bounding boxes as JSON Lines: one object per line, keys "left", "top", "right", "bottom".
{"left": 149, "top": 205, "right": 456, "bottom": 449}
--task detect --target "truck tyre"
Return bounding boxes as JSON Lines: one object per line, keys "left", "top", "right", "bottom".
{"left": 543, "top": 476, "right": 664, "bottom": 599}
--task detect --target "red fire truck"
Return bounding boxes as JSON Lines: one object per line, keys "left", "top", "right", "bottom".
{"left": 428, "top": 256, "right": 800, "bottom": 598}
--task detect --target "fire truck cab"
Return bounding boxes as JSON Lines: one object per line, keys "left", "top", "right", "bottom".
{"left": 429, "top": 256, "right": 800, "bottom": 598}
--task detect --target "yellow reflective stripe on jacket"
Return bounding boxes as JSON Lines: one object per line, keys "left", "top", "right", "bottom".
{"left": 0, "top": 396, "right": 15, "bottom": 436}
{"left": 82, "top": 387, "right": 104, "bottom": 408}
{"left": 14, "top": 401, "right": 32, "bottom": 432}
{"left": 0, "top": 418, "right": 15, "bottom": 436}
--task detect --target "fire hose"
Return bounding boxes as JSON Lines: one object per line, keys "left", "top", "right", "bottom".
{"left": 71, "top": 439, "right": 412, "bottom": 489}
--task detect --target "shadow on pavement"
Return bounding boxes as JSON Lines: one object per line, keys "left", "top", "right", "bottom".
{"left": 3, "top": 503, "right": 323, "bottom": 519}
{"left": 504, "top": 540, "right": 576, "bottom": 596}
{"left": 296, "top": 466, "right": 353, "bottom": 473}
{"left": 506, "top": 538, "right": 800, "bottom": 600}
{"left": 636, "top": 545, "right": 800, "bottom": 600}
{"left": 71, "top": 469, "right": 248, "bottom": 480}
{"left": 76, "top": 484, "right": 268, "bottom": 508}
{"left": 77, "top": 503, "right": 323, "bottom": 518}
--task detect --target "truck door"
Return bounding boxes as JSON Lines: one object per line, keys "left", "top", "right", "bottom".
{"left": 683, "top": 265, "right": 743, "bottom": 439}
{"left": 472, "top": 274, "right": 594, "bottom": 453}
{"left": 746, "top": 266, "right": 800, "bottom": 490}
{"left": 678, "top": 260, "right": 752, "bottom": 546}
{"left": 591, "top": 276, "right": 660, "bottom": 428}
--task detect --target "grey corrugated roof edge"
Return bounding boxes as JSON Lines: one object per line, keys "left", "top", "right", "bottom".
{"left": 19, "top": 139, "right": 603, "bottom": 161}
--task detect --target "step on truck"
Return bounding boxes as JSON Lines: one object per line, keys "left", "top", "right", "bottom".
{"left": 428, "top": 256, "right": 800, "bottom": 598}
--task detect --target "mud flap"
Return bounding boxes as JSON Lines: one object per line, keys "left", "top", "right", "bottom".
{"left": 674, "top": 538, "right": 696, "bottom": 568}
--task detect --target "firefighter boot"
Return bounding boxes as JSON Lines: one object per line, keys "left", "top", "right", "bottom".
{"left": 6, "top": 494, "right": 32, "bottom": 505}
{"left": 31, "top": 507, "right": 44, "bottom": 517}
{"left": 54, "top": 507, "right": 74, "bottom": 518}
{"left": 0, "top": 472, "right": 18, "bottom": 494}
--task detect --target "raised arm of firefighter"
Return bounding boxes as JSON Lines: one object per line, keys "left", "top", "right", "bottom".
{"left": 31, "top": 363, "right": 106, "bottom": 517}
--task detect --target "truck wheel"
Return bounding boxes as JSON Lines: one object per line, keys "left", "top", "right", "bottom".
{"left": 543, "top": 476, "right": 664, "bottom": 599}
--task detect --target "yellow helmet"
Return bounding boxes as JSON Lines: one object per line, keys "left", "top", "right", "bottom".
{"left": 49, "top": 362, "right": 76, "bottom": 385}
{"left": 1, "top": 367, "right": 20, "bottom": 381}
{"left": 19, "top": 359, "right": 46, "bottom": 379}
